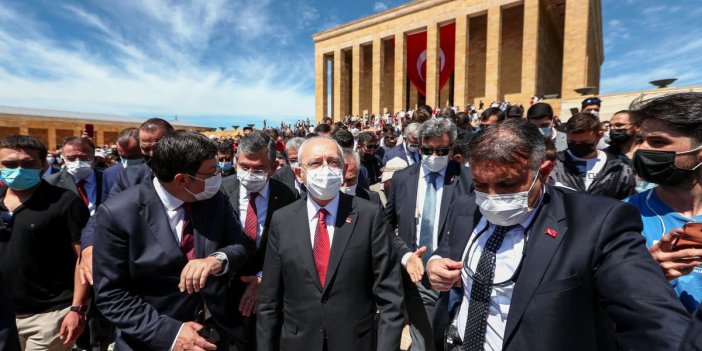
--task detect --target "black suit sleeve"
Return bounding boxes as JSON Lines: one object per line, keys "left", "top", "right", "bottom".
{"left": 93, "top": 205, "right": 182, "bottom": 350}
{"left": 593, "top": 203, "right": 690, "bottom": 350}
{"left": 384, "top": 173, "right": 413, "bottom": 259}
{"left": 370, "top": 205, "right": 404, "bottom": 351}
{"left": 256, "top": 211, "right": 284, "bottom": 351}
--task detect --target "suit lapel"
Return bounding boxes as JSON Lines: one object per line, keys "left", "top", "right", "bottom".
{"left": 405, "top": 164, "right": 420, "bottom": 241}
{"left": 292, "top": 198, "right": 324, "bottom": 292}
{"left": 61, "top": 171, "right": 78, "bottom": 193}
{"left": 140, "top": 183, "right": 186, "bottom": 264}
{"left": 191, "top": 201, "right": 212, "bottom": 259}
{"left": 323, "top": 195, "right": 357, "bottom": 292}
{"left": 438, "top": 163, "right": 460, "bottom": 236}
{"left": 503, "top": 189, "right": 568, "bottom": 345}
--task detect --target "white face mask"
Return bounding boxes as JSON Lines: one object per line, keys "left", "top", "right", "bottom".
{"left": 237, "top": 168, "right": 268, "bottom": 193}
{"left": 539, "top": 127, "right": 553, "bottom": 138}
{"left": 46, "top": 157, "right": 56, "bottom": 164}
{"left": 475, "top": 173, "right": 539, "bottom": 226}
{"left": 340, "top": 184, "right": 357, "bottom": 196}
{"left": 65, "top": 160, "right": 94, "bottom": 180}
{"left": 304, "top": 166, "right": 343, "bottom": 201}
{"left": 407, "top": 143, "right": 419, "bottom": 153}
{"left": 422, "top": 155, "right": 448, "bottom": 173}
{"left": 589, "top": 110, "right": 600, "bottom": 118}
{"left": 186, "top": 173, "right": 222, "bottom": 201}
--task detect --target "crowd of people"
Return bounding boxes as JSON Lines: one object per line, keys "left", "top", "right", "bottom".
{"left": 1, "top": 92, "right": 702, "bottom": 351}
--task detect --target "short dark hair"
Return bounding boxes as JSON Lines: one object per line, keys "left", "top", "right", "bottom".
{"left": 63, "top": 136, "right": 96, "bottom": 156}
{"left": 452, "top": 137, "right": 470, "bottom": 160}
{"left": 457, "top": 113, "right": 471, "bottom": 128}
{"left": 243, "top": 126, "right": 253, "bottom": 132}
{"left": 631, "top": 92, "right": 702, "bottom": 143}
{"left": 332, "top": 129, "right": 354, "bottom": 148}
{"left": 0, "top": 135, "right": 48, "bottom": 160}
{"left": 480, "top": 107, "right": 505, "bottom": 123}
{"left": 415, "top": 105, "right": 433, "bottom": 123}
{"left": 612, "top": 110, "right": 639, "bottom": 126}
{"left": 357, "top": 131, "right": 377, "bottom": 146}
{"left": 117, "top": 128, "right": 140, "bottom": 149}
{"left": 439, "top": 107, "right": 457, "bottom": 121}
{"left": 382, "top": 124, "right": 395, "bottom": 134}
{"left": 140, "top": 118, "right": 174, "bottom": 133}
{"left": 527, "top": 103, "right": 554, "bottom": 120}
{"left": 314, "top": 123, "right": 332, "bottom": 134}
{"left": 238, "top": 130, "right": 276, "bottom": 166}
{"left": 565, "top": 112, "right": 600, "bottom": 134}
{"left": 468, "top": 119, "right": 546, "bottom": 171}
{"left": 217, "top": 144, "right": 233, "bottom": 155}
{"left": 150, "top": 131, "right": 217, "bottom": 182}
{"left": 506, "top": 105, "right": 524, "bottom": 119}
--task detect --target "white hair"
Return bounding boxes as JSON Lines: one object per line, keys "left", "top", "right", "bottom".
{"left": 297, "top": 137, "right": 345, "bottom": 168}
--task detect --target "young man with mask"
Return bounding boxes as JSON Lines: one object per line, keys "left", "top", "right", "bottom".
{"left": 551, "top": 112, "right": 636, "bottom": 199}
{"left": 92, "top": 131, "right": 250, "bottom": 351}
{"left": 46, "top": 136, "right": 105, "bottom": 216}
{"left": 385, "top": 118, "right": 473, "bottom": 351}
{"left": 526, "top": 103, "right": 568, "bottom": 152}
{"left": 604, "top": 110, "right": 639, "bottom": 165}
{"left": 623, "top": 92, "right": 702, "bottom": 313}
{"left": 426, "top": 119, "right": 689, "bottom": 351}
{"left": 383, "top": 122, "right": 422, "bottom": 167}
{"left": 217, "top": 144, "right": 236, "bottom": 179}
{"left": 102, "top": 128, "right": 142, "bottom": 201}
{"left": 340, "top": 148, "right": 381, "bottom": 206}
{"left": 220, "top": 131, "right": 295, "bottom": 350}
{"left": 43, "top": 150, "right": 61, "bottom": 178}
{"left": 0, "top": 135, "right": 90, "bottom": 350}
{"left": 257, "top": 137, "right": 404, "bottom": 351}
{"left": 357, "top": 132, "right": 383, "bottom": 186}
{"left": 581, "top": 96, "right": 601, "bottom": 117}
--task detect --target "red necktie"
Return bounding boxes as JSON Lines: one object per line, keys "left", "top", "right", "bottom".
{"left": 244, "top": 193, "right": 259, "bottom": 241}
{"left": 313, "top": 208, "right": 331, "bottom": 287}
{"left": 76, "top": 180, "right": 89, "bottom": 206}
{"left": 181, "top": 202, "right": 195, "bottom": 260}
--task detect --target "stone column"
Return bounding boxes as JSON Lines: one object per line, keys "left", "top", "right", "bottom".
{"left": 315, "top": 48, "right": 328, "bottom": 122}
{"left": 96, "top": 130, "right": 105, "bottom": 147}
{"left": 485, "top": 6, "right": 502, "bottom": 102}
{"left": 19, "top": 127, "right": 29, "bottom": 135}
{"left": 425, "top": 23, "right": 440, "bottom": 108}
{"left": 352, "top": 44, "right": 362, "bottom": 116}
{"left": 333, "top": 48, "right": 349, "bottom": 121}
{"left": 561, "top": 0, "right": 591, "bottom": 100}
{"left": 521, "top": 0, "right": 540, "bottom": 100}
{"left": 454, "top": 16, "right": 469, "bottom": 109}
{"left": 48, "top": 127, "right": 57, "bottom": 150}
{"left": 371, "top": 38, "right": 384, "bottom": 116}
{"left": 393, "top": 32, "right": 407, "bottom": 113}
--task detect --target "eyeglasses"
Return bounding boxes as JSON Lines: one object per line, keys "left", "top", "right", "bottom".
{"left": 63, "top": 156, "right": 93, "bottom": 162}
{"left": 302, "top": 159, "right": 343, "bottom": 170}
{"left": 0, "top": 211, "right": 14, "bottom": 242}
{"left": 420, "top": 147, "right": 451, "bottom": 156}
{"left": 237, "top": 166, "right": 268, "bottom": 175}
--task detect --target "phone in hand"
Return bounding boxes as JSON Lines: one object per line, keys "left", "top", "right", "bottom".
{"left": 672, "top": 222, "right": 702, "bottom": 250}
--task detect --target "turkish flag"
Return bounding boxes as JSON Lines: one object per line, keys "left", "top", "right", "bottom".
{"left": 406, "top": 23, "right": 456, "bottom": 97}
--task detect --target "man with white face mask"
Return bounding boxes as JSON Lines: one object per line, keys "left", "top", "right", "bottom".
{"left": 426, "top": 119, "right": 689, "bottom": 351}
{"left": 258, "top": 137, "right": 404, "bottom": 351}
{"left": 340, "top": 148, "right": 381, "bottom": 206}
{"left": 220, "top": 131, "right": 296, "bottom": 351}
{"left": 385, "top": 117, "right": 474, "bottom": 351}
{"left": 93, "top": 131, "right": 250, "bottom": 351}
{"left": 46, "top": 136, "right": 104, "bottom": 216}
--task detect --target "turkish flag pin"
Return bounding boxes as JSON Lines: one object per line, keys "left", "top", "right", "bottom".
{"left": 545, "top": 228, "right": 558, "bottom": 238}
{"left": 346, "top": 217, "right": 353, "bottom": 223}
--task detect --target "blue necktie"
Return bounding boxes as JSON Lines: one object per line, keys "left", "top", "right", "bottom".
{"left": 419, "top": 172, "right": 438, "bottom": 266}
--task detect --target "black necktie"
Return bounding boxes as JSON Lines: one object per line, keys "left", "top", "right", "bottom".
{"left": 463, "top": 225, "right": 514, "bottom": 351}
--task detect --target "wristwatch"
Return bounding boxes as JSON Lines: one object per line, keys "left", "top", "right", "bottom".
{"left": 69, "top": 304, "right": 87, "bottom": 317}
{"left": 210, "top": 252, "right": 227, "bottom": 266}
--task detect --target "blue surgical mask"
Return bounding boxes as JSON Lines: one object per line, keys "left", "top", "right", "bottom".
{"left": 121, "top": 158, "right": 144, "bottom": 168}
{"left": 218, "top": 161, "right": 233, "bottom": 171}
{"left": 1, "top": 168, "right": 42, "bottom": 191}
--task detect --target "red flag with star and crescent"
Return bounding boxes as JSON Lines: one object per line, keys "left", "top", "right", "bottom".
{"left": 406, "top": 23, "right": 456, "bottom": 97}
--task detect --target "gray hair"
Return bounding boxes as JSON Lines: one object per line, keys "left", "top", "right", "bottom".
{"left": 297, "top": 137, "right": 344, "bottom": 168}
{"left": 237, "top": 130, "right": 276, "bottom": 166}
{"left": 418, "top": 117, "right": 457, "bottom": 143}
{"left": 403, "top": 122, "right": 421, "bottom": 139}
{"left": 285, "top": 137, "right": 305, "bottom": 153}
{"left": 342, "top": 148, "right": 360, "bottom": 175}
{"left": 468, "top": 119, "right": 545, "bottom": 172}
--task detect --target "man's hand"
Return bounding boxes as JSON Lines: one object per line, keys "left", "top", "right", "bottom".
{"left": 239, "top": 276, "right": 262, "bottom": 317}
{"left": 406, "top": 246, "right": 427, "bottom": 283}
{"left": 173, "top": 322, "right": 217, "bottom": 351}
{"left": 79, "top": 246, "right": 93, "bottom": 285}
{"left": 427, "top": 258, "right": 463, "bottom": 291}
{"left": 179, "top": 257, "right": 223, "bottom": 294}
{"left": 59, "top": 311, "right": 84, "bottom": 345}
{"left": 649, "top": 228, "right": 702, "bottom": 280}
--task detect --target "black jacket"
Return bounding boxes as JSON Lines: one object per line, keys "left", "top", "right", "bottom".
{"left": 553, "top": 150, "right": 636, "bottom": 200}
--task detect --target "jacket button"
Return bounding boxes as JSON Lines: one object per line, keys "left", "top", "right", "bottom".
{"left": 321, "top": 299, "right": 328, "bottom": 304}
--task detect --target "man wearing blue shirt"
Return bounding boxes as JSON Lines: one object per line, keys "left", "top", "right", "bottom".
{"left": 624, "top": 92, "right": 702, "bottom": 313}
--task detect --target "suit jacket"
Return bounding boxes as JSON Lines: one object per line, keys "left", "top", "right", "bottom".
{"left": 101, "top": 163, "right": 123, "bottom": 201}
{"left": 682, "top": 305, "right": 702, "bottom": 350}
{"left": 273, "top": 166, "right": 300, "bottom": 198}
{"left": 109, "top": 162, "right": 152, "bottom": 198}
{"left": 385, "top": 160, "right": 473, "bottom": 259}
{"left": 257, "top": 193, "right": 404, "bottom": 351}
{"left": 356, "top": 186, "right": 381, "bottom": 207}
{"left": 45, "top": 168, "right": 105, "bottom": 208}
{"left": 93, "top": 180, "right": 249, "bottom": 351}
{"left": 382, "top": 144, "right": 418, "bottom": 166}
{"left": 433, "top": 186, "right": 690, "bottom": 351}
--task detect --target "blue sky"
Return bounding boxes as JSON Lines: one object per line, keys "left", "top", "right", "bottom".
{"left": 0, "top": 0, "right": 700, "bottom": 129}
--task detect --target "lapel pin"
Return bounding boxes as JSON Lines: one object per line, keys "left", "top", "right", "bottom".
{"left": 346, "top": 217, "right": 353, "bottom": 223}
{"left": 545, "top": 227, "right": 558, "bottom": 238}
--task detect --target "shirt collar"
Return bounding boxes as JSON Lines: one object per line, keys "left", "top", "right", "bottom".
{"left": 239, "top": 181, "right": 270, "bottom": 200}
{"left": 153, "top": 177, "right": 184, "bottom": 212}
{"left": 307, "top": 193, "right": 340, "bottom": 222}
{"left": 420, "top": 162, "right": 448, "bottom": 178}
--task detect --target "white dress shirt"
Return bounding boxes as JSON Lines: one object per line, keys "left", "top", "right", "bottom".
{"left": 238, "top": 182, "right": 270, "bottom": 245}
{"left": 401, "top": 163, "right": 446, "bottom": 266}
{"left": 71, "top": 170, "right": 97, "bottom": 216}
{"left": 451, "top": 197, "right": 542, "bottom": 350}
{"left": 306, "top": 194, "right": 339, "bottom": 249}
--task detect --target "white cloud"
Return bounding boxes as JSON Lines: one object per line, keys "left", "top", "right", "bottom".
{"left": 373, "top": 2, "right": 389, "bottom": 12}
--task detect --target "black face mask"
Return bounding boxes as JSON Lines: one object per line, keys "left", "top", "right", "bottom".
{"left": 568, "top": 142, "right": 596, "bottom": 158}
{"left": 633, "top": 148, "right": 702, "bottom": 186}
{"left": 609, "top": 129, "right": 631, "bottom": 144}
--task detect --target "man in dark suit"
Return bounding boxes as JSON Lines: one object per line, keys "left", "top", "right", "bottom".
{"left": 46, "top": 136, "right": 105, "bottom": 215}
{"left": 427, "top": 119, "right": 690, "bottom": 351}
{"left": 382, "top": 122, "right": 421, "bottom": 167}
{"left": 385, "top": 117, "right": 473, "bottom": 351}
{"left": 340, "top": 148, "right": 381, "bottom": 206}
{"left": 220, "top": 131, "right": 296, "bottom": 350}
{"left": 272, "top": 137, "right": 306, "bottom": 198}
{"left": 257, "top": 137, "right": 404, "bottom": 351}
{"left": 93, "top": 131, "right": 250, "bottom": 351}
{"left": 101, "top": 128, "right": 143, "bottom": 201}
